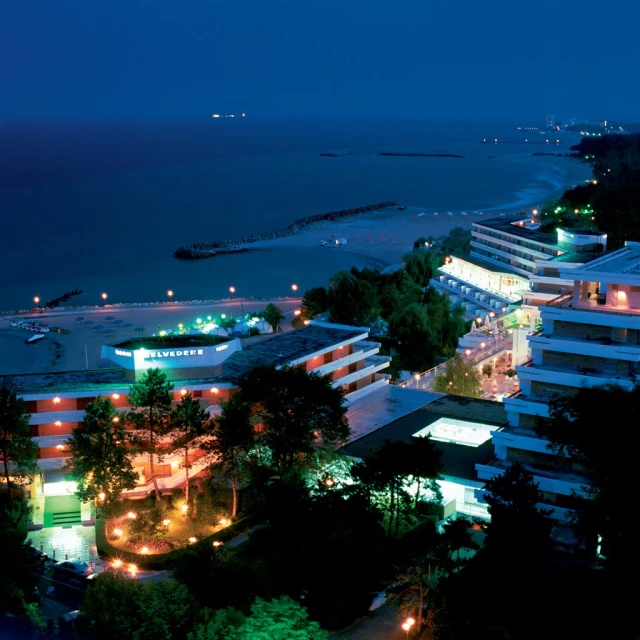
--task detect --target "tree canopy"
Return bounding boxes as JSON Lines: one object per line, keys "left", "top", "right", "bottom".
{"left": 433, "top": 355, "right": 483, "bottom": 397}
{"left": 0, "top": 385, "right": 38, "bottom": 496}
{"left": 66, "top": 396, "right": 138, "bottom": 505}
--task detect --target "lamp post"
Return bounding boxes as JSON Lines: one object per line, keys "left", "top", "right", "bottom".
{"left": 402, "top": 617, "right": 415, "bottom": 639}
{"left": 167, "top": 290, "right": 174, "bottom": 303}
{"left": 34, "top": 296, "right": 40, "bottom": 310}
{"left": 229, "top": 286, "right": 244, "bottom": 316}
{"left": 291, "top": 283, "right": 298, "bottom": 294}
{"left": 101, "top": 292, "right": 108, "bottom": 305}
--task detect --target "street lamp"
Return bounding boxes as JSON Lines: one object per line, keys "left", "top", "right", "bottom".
{"left": 101, "top": 292, "right": 108, "bottom": 304}
{"left": 402, "top": 617, "right": 415, "bottom": 638}
{"left": 167, "top": 290, "right": 174, "bottom": 303}
{"left": 34, "top": 296, "right": 40, "bottom": 309}
{"left": 291, "top": 283, "right": 298, "bottom": 293}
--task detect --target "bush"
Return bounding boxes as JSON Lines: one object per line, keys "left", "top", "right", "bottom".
{"left": 505, "top": 368, "right": 517, "bottom": 378}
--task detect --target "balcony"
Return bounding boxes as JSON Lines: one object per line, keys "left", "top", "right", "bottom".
{"left": 502, "top": 393, "right": 550, "bottom": 417}
{"left": 313, "top": 341, "right": 380, "bottom": 377}
{"left": 476, "top": 458, "right": 590, "bottom": 497}
{"left": 332, "top": 356, "right": 390, "bottom": 388}
{"left": 544, "top": 295, "right": 640, "bottom": 328}
{"left": 516, "top": 360, "right": 637, "bottom": 390}
{"left": 528, "top": 332, "right": 640, "bottom": 361}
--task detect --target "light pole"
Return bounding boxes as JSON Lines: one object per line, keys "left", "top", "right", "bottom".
{"left": 101, "top": 292, "right": 108, "bottom": 305}
{"left": 167, "top": 290, "right": 174, "bottom": 304}
{"left": 229, "top": 286, "right": 244, "bottom": 316}
{"left": 291, "top": 283, "right": 298, "bottom": 294}
{"left": 402, "top": 617, "right": 415, "bottom": 639}
{"left": 34, "top": 296, "right": 40, "bottom": 310}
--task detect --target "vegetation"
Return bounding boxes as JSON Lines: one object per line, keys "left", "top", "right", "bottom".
{"left": 169, "top": 393, "right": 210, "bottom": 504}
{"left": 263, "top": 303, "right": 285, "bottom": 332}
{"left": 127, "top": 369, "right": 173, "bottom": 500}
{"left": 0, "top": 386, "right": 38, "bottom": 498}
{"left": 66, "top": 396, "right": 138, "bottom": 505}
{"left": 538, "top": 134, "right": 640, "bottom": 249}
{"left": 433, "top": 355, "right": 483, "bottom": 397}
{"left": 300, "top": 286, "right": 328, "bottom": 319}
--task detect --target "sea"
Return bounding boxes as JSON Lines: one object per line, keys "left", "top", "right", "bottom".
{"left": 0, "top": 118, "right": 585, "bottom": 312}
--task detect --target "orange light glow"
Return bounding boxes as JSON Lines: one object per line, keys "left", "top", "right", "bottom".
{"left": 53, "top": 396, "right": 61, "bottom": 404}
{"left": 54, "top": 420, "right": 62, "bottom": 427}
{"left": 112, "top": 393, "right": 120, "bottom": 400}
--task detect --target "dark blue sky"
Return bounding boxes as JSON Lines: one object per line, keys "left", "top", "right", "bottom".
{"left": 2, "top": 0, "right": 638, "bottom": 121}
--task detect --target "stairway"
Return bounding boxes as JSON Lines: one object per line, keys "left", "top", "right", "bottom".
{"left": 44, "top": 496, "right": 82, "bottom": 528}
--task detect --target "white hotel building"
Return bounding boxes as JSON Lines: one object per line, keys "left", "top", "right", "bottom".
{"left": 478, "top": 242, "right": 640, "bottom": 524}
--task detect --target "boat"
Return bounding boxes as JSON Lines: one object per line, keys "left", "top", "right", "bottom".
{"left": 26, "top": 334, "right": 45, "bottom": 344}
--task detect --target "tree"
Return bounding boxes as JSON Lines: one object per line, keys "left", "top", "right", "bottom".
{"left": 387, "top": 303, "right": 436, "bottom": 372}
{"left": 235, "top": 365, "right": 349, "bottom": 478}
{"left": 263, "top": 303, "right": 285, "bottom": 332}
{"left": 483, "top": 461, "right": 552, "bottom": 555}
{"left": 403, "top": 250, "right": 439, "bottom": 287}
{"left": 169, "top": 394, "right": 210, "bottom": 504}
{"left": 127, "top": 369, "right": 173, "bottom": 500}
{"left": 207, "top": 394, "right": 254, "bottom": 517}
{"left": 543, "top": 385, "right": 640, "bottom": 577}
{"left": 190, "top": 596, "right": 328, "bottom": 640}
{"left": 433, "top": 355, "right": 483, "bottom": 397}
{"left": 66, "top": 396, "right": 138, "bottom": 505}
{"left": 79, "top": 573, "right": 196, "bottom": 640}
{"left": 0, "top": 385, "right": 38, "bottom": 499}
{"left": 300, "top": 287, "right": 328, "bottom": 319}
{"left": 237, "top": 596, "right": 328, "bottom": 640}
{"left": 327, "top": 270, "right": 379, "bottom": 326}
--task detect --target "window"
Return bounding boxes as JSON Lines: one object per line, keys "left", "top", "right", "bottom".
{"left": 603, "top": 358, "right": 617, "bottom": 374}
{"left": 612, "top": 328, "right": 627, "bottom": 343}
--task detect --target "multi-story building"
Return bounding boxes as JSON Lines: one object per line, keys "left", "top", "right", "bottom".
{"left": 478, "top": 242, "right": 640, "bottom": 526}
{"left": 1, "top": 322, "right": 390, "bottom": 528}
{"left": 433, "top": 216, "right": 606, "bottom": 322}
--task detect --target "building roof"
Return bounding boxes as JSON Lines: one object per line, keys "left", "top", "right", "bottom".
{"left": 576, "top": 242, "right": 640, "bottom": 276}
{"left": 1, "top": 324, "right": 367, "bottom": 394}
{"left": 342, "top": 396, "right": 508, "bottom": 482}
{"left": 450, "top": 252, "right": 527, "bottom": 276}
{"left": 474, "top": 216, "right": 559, "bottom": 247}
{"left": 111, "top": 334, "right": 230, "bottom": 350}
{"left": 219, "top": 324, "right": 366, "bottom": 381}
{"left": 548, "top": 251, "right": 602, "bottom": 265}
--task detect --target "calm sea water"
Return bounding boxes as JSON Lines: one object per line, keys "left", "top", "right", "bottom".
{"left": 0, "top": 119, "right": 582, "bottom": 311}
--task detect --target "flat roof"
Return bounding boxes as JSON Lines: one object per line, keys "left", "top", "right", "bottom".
{"left": 548, "top": 251, "right": 601, "bottom": 265}
{"left": 111, "top": 334, "right": 230, "bottom": 350}
{"left": 219, "top": 323, "right": 366, "bottom": 381}
{"left": 2, "top": 324, "right": 367, "bottom": 393}
{"left": 574, "top": 243, "right": 640, "bottom": 276}
{"left": 342, "top": 396, "right": 508, "bottom": 482}
{"left": 474, "top": 216, "right": 559, "bottom": 247}
{"left": 450, "top": 252, "right": 527, "bottom": 276}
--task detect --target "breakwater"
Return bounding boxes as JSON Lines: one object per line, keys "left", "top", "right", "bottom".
{"left": 172, "top": 201, "right": 396, "bottom": 260}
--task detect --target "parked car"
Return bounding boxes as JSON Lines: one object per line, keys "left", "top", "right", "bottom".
{"left": 53, "top": 560, "right": 93, "bottom": 579}
{"left": 30, "top": 547, "right": 49, "bottom": 564}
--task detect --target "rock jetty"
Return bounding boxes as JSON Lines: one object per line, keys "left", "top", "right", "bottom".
{"left": 172, "top": 201, "right": 396, "bottom": 260}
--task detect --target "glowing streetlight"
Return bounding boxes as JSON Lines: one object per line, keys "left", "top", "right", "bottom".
{"left": 167, "top": 290, "right": 174, "bottom": 302}
{"left": 476, "top": 317, "right": 482, "bottom": 324}
{"left": 229, "top": 286, "right": 236, "bottom": 295}
{"left": 294, "top": 309, "right": 301, "bottom": 317}
{"left": 101, "top": 292, "right": 108, "bottom": 302}
{"left": 324, "top": 477, "right": 335, "bottom": 487}
{"left": 303, "top": 320, "right": 309, "bottom": 325}
{"left": 53, "top": 396, "right": 61, "bottom": 404}
{"left": 480, "top": 342, "right": 486, "bottom": 348}
{"left": 54, "top": 420, "right": 62, "bottom": 427}
{"left": 489, "top": 311, "right": 495, "bottom": 318}
{"left": 189, "top": 537, "right": 197, "bottom": 543}
{"left": 127, "top": 511, "right": 136, "bottom": 519}
{"left": 465, "top": 349, "right": 471, "bottom": 356}
{"left": 34, "top": 296, "right": 40, "bottom": 308}
{"left": 219, "top": 518, "right": 228, "bottom": 526}
{"left": 112, "top": 559, "right": 122, "bottom": 568}
{"left": 180, "top": 388, "right": 187, "bottom": 396}
{"left": 112, "top": 393, "right": 120, "bottom": 400}
{"left": 140, "top": 546, "right": 149, "bottom": 554}
{"left": 291, "top": 283, "right": 298, "bottom": 292}
{"left": 114, "top": 528, "right": 123, "bottom": 537}
{"left": 210, "top": 387, "right": 219, "bottom": 395}
{"left": 112, "top": 416, "right": 120, "bottom": 423}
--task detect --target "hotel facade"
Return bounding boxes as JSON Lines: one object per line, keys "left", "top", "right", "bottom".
{"left": 1, "top": 322, "right": 390, "bottom": 529}
{"left": 479, "top": 242, "right": 640, "bottom": 525}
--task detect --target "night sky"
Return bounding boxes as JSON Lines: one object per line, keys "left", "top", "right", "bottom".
{"left": 2, "top": 0, "right": 639, "bottom": 122}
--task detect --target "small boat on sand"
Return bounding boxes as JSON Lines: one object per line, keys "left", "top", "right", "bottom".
{"left": 26, "top": 334, "right": 45, "bottom": 344}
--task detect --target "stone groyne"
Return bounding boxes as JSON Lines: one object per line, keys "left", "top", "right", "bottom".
{"left": 172, "top": 201, "right": 396, "bottom": 260}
